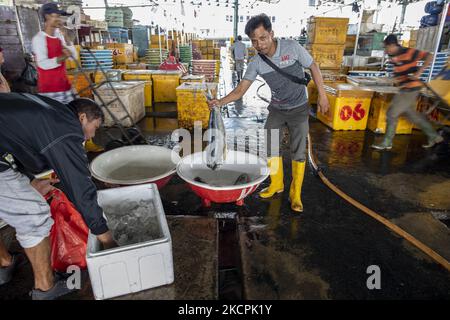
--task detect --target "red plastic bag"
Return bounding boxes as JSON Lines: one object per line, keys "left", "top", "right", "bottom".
{"left": 46, "top": 189, "right": 89, "bottom": 272}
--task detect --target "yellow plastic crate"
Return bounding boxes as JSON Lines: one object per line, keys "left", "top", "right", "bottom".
{"left": 123, "top": 70, "right": 154, "bottom": 81}
{"left": 94, "top": 71, "right": 105, "bottom": 84}
{"left": 150, "top": 43, "right": 167, "bottom": 49}
{"left": 306, "top": 44, "right": 345, "bottom": 70}
{"left": 415, "top": 93, "right": 450, "bottom": 128}
{"left": 317, "top": 83, "right": 374, "bottom": 130}
{"left": 180, "top": 75, "right": 205, "bottom": 83}
{"left": 65, "top": 45, "right": 81, "bottom": 70}
{"left": 307, "top": 17, "right": 349, "bottom": 44}
{"left": 67, "top": 71, "right": 93, "bottom": 98}
{"left": 345, "top": 35, "right": 357, "bottom": 50}
{"left": 215, "top": 60, "right": 220, "bottom": 76}
{"left": 152, "top": 70, "right": 182, "bottom": 103}
{"left": 114, "top": 64, "right": 127, "bottom": 69}
{"left": 150, "top": 35, "right": 166, "bottom": 45}
{"left": 307, "top": 81, "right": 327, "bottom": 106}
{"left": 139, "top": 81, "right": 153, "bottom": 107}
{"left": 126, "top": 63, "right": 147, "bottom": 70}
{"left": 176, "top": 82, "right": 218, "bottom": 129}
{"left": 106, "top": 44, "right": 134, "bottom": 64}
{"left": 307, "top": 73, "right": 347, "bottom": 105}
{"left": 133, "top": 47, "right": 138, "bottom": 62}
{"left": 367, "top": 88, "right": 413, "bottom": 134}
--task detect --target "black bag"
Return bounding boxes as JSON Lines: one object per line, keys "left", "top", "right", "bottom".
{"left": 258, "top": 53, "right": 311, "bottom": 86}
{"left": 19, "top": 60, "right": 38, "bottom": 87}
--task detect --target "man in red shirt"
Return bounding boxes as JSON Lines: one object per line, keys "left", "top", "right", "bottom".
{"left": 32, "top": 3, "right": 104, "bottom": 152}
{"left": 32, "top": 3, "right": 77, "bottom": 104}
{"left": 371, "top": 34, "right": 444, "bottom": 150}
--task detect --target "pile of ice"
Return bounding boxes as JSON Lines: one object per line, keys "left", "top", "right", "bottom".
{"left": 104, "top": 200, "right": 163, "bottom": 247}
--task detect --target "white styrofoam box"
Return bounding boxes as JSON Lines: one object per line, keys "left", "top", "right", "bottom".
{"left": 86, "top": 183, "right": 174, "bottom": 300}
{"left": 348, "top": 70, "right": 388, "bottom": 77}
{"left": 371, "top": 50, "right": 385, "bottom": 58}
{"left": 347, "top": 24, "right": 358, "bottom": 35}
{"left": 359, "top": 23, "right": 384, "bottom": 34}
{"left": 343, "top": 55, "right": 370, "bottom": 67}
{"left": 94, "top": 81, "right": 145, "bottom": 127}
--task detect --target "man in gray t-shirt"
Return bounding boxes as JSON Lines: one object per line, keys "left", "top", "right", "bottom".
{"left": 231, "top": 35, "right": 247, "bottom": 82}
{"left": 208, "top": 14, "right": 330, "bottom": 213}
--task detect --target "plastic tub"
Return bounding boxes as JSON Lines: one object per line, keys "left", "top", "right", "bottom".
{"left": 177, "top": 151, "right": 269, "bottom": 207}
{"left": 90, "top": 145, "right": 180, "bottom": 189}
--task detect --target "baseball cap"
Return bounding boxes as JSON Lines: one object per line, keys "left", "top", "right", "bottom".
{"left": 40, "top": 2, "right": 68, "bottom": 19}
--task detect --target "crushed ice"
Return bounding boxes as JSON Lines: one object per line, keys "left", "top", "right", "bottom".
{"left": 103, "top": 199, "right": 163, "bottom": 247}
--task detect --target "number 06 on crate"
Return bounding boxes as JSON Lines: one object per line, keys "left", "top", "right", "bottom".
{"left": 317, "top": 83, "right": 374, "bottom": 131}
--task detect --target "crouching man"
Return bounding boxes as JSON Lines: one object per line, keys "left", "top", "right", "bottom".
{"left": 0, "top": 93, "right": 116, "bottom": 299}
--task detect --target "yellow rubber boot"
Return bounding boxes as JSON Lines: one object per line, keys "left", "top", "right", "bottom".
{"left": 84, "top": 139, "right": 104, "bottom": 152}
{"left": 289, "top": 160, "right": 305, "bottom": 212}
{"left": 259, "top": 157, "right": 284, "bottom": 198}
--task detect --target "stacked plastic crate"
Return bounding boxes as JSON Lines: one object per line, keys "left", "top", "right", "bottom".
{"left": 179, "top": 45, "right": 193, "bottom": 67}
{"left": 191, "top": 60, "right": 219, "bottom": 82}
{"left": 145, "top": 48, "right": 169, "bottom": 69}
{"left": 306, "top": 17, "right": 349, "bottom": 71}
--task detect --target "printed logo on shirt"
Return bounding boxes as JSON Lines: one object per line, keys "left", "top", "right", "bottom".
{"left": 280, "top": 55, "right": 294, "bottom": 67}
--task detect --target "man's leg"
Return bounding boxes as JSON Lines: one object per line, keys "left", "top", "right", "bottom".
{"left": 286, "top": 105, "right": 309, "bottom": 212}
{"left": 24, "top": 238, "right": 54, "bottom": 291}
{"left": 0, "top": 240, "right": 12, "bottom": 268}
{"left": 260, "top": 108, "right": 285, "bottom": 198}
{"left": 402, "top": 96, "right": 444, "bottom": 148}
{"left": 0, "top": 169, "right": 54, "bottom": 289}
{"left": 372, "top": 91, "right": 413, "bottom": 150}
{"left": 236, "top": 60, "right": 244, "bottom": 82}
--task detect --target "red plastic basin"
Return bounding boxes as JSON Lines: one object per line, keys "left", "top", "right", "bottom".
{"left": 177, "top": 151, "right": 269, "bottom": 206}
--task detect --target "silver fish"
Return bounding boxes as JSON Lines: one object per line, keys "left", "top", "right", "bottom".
{"left": 205, "top": 87, "right": 227, "bottom": 170}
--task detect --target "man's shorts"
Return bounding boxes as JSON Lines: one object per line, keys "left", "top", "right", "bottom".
{"left": 0, "top": 169, "right": 53, "bottom": 248}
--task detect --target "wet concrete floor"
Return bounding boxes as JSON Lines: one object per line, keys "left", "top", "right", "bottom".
{"left": 1, "top": 58, "right": 449, "bottom": 300}
{"left": 89, "top": 85, "right": 450, "bottom": 299}
{"left": 0, "top": 216, "right": 218, "bottom": 300}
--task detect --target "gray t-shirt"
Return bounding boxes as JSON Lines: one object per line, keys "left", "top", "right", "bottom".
{"left": 243, "top": 39, "right": 313, "bottom": 110}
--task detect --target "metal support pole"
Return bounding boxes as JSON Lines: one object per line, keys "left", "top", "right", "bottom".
{"left": 352, "top": 9, "right": 364, "bottom": 70}
{"left": 13, "top": 1, "right": 26, "bottom": 54}
{"left": 176, "top": 30, "right": 180, "bottom": 59}
{"left": 158, "top": 26, "right": 162, "bottom": 65}
{"left": 427, "top": 1, "right": 449, "bottom": 83}
{"left": 399, "top": 1, "right": 408, "bottom": 25}
{"left": 233, "top": 0, "right": 239, "bottom": 40}
{"left": 171, "top": 29, "right": 173, "bottom": 54}
{"left": 166, "top": 28, "right": 169, "bottom": 54}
